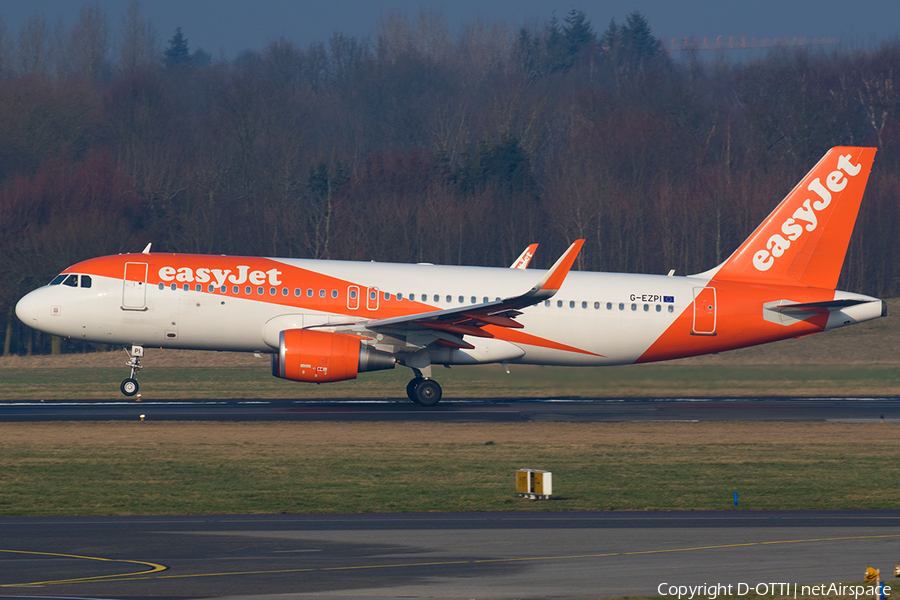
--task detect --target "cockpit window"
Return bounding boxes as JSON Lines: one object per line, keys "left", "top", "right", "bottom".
{"left": 62, "top": 274, "right": 78, "bottom": 287}
{"left": 50, "top": 274, "right": 67, "bottom": 285}
{"left": 80, "top": 275, "right": 92, "bottom": 288}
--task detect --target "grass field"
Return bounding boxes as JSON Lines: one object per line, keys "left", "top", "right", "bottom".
{"left": 2, "top": 421, "right": 899, "bottom": 516}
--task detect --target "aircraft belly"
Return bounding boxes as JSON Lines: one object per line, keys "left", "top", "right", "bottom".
{"left": 510, "top": 305, "right": 683, "bottom": 367}
{"left": 175, "top": 295, "right": 271, "bottom": 351}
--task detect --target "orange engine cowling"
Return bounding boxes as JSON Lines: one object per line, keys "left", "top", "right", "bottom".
{"left": 271, "top": 329, "right": 395, "bottom": 383}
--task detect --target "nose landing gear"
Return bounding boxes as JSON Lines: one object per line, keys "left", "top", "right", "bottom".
{"left": 121, "top": 345, "right": 143, "bottom": 397}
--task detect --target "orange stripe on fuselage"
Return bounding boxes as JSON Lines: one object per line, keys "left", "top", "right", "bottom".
{"left": 66, "top": 254, "right": 437, "bottom": 320}
{"left": 65, "top": 254, "right": 601, "bottom": 357}
{"left": 484, "top": 325, "right": 603, "bottom": 357}
{"left": 636, "top": 279, "right": 833, "bottom": 363}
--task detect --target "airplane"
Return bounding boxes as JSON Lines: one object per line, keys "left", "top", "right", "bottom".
{"left": 15, "top": 146, "right": 885, "bottom": 406}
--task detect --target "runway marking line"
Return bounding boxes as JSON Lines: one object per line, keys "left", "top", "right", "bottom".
{"left": 0, "top": 549, "right": 167, "bottom": 587}
{"left": 4, "top": 534, "right": 899, "bottom": 587}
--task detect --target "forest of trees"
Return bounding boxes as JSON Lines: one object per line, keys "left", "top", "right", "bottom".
{"left": 2, "top": 1, "right": 900, "bottom": 355}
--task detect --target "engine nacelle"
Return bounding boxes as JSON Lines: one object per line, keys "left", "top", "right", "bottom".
{"left": 271, "top": 329, "right": 395, "bottom": 383}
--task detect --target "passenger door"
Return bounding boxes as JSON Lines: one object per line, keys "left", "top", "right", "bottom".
{"left": 123, "top": 262, "right": 148, "bottom": 310}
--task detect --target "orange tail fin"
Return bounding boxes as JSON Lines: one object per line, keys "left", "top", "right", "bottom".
{"left": 713, "top": 147, "right": 877, "bottom": 289}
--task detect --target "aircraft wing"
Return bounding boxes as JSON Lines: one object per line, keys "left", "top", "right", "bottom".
{"left": 319, "top": 240, "right": 584, "bottom": 350}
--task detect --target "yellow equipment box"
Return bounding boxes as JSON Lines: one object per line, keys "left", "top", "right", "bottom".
{"left": 517, "top": 469, "right": 552, "bottom": 499}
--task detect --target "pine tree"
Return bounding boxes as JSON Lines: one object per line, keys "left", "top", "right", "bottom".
{"left": 546, "top": 15, "right": 568, "bottom": 73}
{"left": 163, "top": 26, "right": 190, "bottom": 69}
{"left": 563, "top": 9, "right": 594, "bottom": 57}
{"left": 621, "top": 12, "right": 662, "bottom": 70}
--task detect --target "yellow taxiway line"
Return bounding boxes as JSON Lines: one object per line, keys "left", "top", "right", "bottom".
{"left": 0, "top": 548, "right": 167, "bottom": 586}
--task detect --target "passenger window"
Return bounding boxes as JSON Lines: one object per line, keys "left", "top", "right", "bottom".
{"left": 208, "top": 285, "right": 215, "bottom": 292}
{"left": 643, "top": 304, "right": 649, "bottom": 311}
{"left": 258, "top": 287, "right": 264, "bottom": 295}
{"left": 544, "top": 300, "right": 550, "bottom": 307}
{"left": 471, "top": 296, "right": 477, "bottom": 303}
{"left": 221, "top": 285, "right": 227, "bottom": 293}
{"left": 582, "top": 301, "right": 587, "bottom": 309}
{"left": 81, "top": 276, "right": 92, "bottom": 288}
{"left": 158, "top": 282, "right": 165, "bottom": 290}
{"left": 607, "top": 302, "right": 612, "bottom": 310}
{"left": 196, "top": 284, "right": 202, "bottom": 292}
{"left": 332, "top": 290, "right": 338, "bottom": 298}
{"left": 619, "top": 303, "right": 624, "bottom": 310}
{"left": 294, "top": 288, "right": 300, "bottom": 297}
{"left": 569, "top": 301, "right": 575, "bottom": 308}
{"left": 183, "top": 283, "right": 189, "bottom": 291}
{"left": 63, "top": 274, "right": 78, "bottom": 287}
{"left": 397, "top": 293, "right": 404, "bottom": 300}
{"left": 170, "top": 283, "right": 177, "bottom": 291}
{"left": 656, "top": 305, "right": 662, "bottom": 312}
{"left": 446, "top": 295, "right": 452, "bottom": 303}
{"left": 434, "top": 294, "right": 440, "bottom": 302}
{"left": 410, "top": 294, "right": 415, "bottom": 301}
{"left": 319, "top": 289, "right": 325, "bottom": 298}
{"left": 668, "top": 305, "right": 674, "bottom": 313}
{"left": 384, "top": 292, "right": 390, "bottom": 300}
{"left": 306, "top": 289, "right": 313, "bottom": 297}
{"left": 557, "top": 300, "right": 563, "bottom": 307}
{"left": 284, "top": 288, "right": 290, "bottom": 296}
{"left": 631, "top": 303, "right": 637, "bottom": 311}
{"left": 271, "top": 288, "right": 277, "bottom": 296}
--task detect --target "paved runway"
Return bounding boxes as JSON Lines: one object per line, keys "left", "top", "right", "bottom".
{"left": 0, "top": 397, "right": 898, "bottom": 422}
{"left": 2, "top": 511, "right": 900, "bottom": 600}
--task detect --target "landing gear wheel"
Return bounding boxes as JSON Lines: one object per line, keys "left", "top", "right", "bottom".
{"left": 121, "top": 378, "right": 139, "bottom": 397}
{"left": 407, "top": 377, "right": 424, "bottom": 403}
{"left": 122, "top": 345, "right": 144, "bottom": 397}
{"left": 414, "top": 379, "right": 442, "bottom": 407}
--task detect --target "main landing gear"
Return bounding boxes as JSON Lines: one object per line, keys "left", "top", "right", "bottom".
{"left": 121, "top": 345, "right": 143, "bottom": 397}
{"left": 406, "top": 377, "right": 442, "bottom": 407}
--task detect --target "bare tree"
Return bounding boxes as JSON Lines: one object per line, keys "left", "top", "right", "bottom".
{"left": 118, "top": 0, "right": 158, "bottom": 71}
{"left": 0, "top": 17, "right": 14, "bottom": 78}
{"left": 17, "top": 11, "right": 50, "bottom": 76}
{"left": 70, "top": 1, "right": 109, "bottom": 79}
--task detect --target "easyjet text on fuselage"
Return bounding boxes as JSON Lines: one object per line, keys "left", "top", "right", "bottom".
{"left": 158, "top": 265, "right": 283, "bottom": 287}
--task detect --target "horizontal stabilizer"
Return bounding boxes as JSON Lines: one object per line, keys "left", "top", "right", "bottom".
{"left": 768, "top": 299, "right": 868, "bottom": 313}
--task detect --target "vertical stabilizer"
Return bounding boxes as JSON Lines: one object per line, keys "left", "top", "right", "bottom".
{"left": 713, "top": 147, "right": 876, "bottom": 289}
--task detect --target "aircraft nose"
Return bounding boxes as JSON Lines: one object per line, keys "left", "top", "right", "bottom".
{"left": 15, "top": 291, "right": 40, "bottom": 328}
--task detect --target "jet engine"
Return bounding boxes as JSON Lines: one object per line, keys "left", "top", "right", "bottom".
{"left": 271, "top": 329, "right": 395, "bottom": 383}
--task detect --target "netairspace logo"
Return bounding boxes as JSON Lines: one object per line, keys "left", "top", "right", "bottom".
{"left": 657, "top": 582, "right": 890, "bottom": 599}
